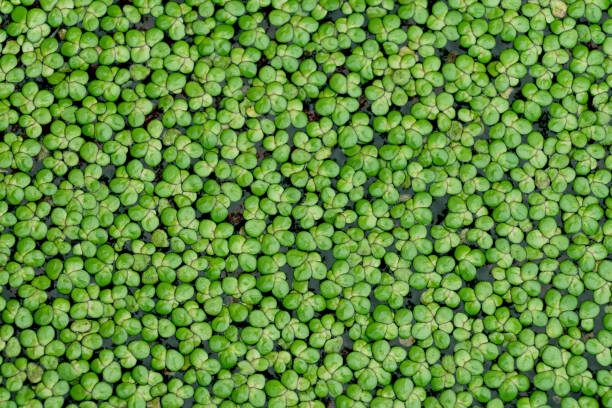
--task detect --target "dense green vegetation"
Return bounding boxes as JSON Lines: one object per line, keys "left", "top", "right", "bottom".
{"left": 0, "top": 0, "right": 611, "bottom": 407}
